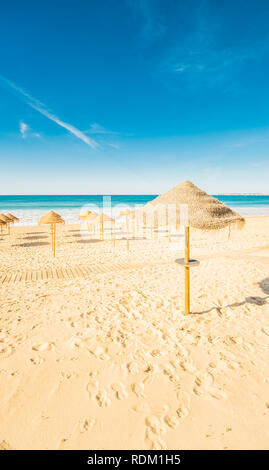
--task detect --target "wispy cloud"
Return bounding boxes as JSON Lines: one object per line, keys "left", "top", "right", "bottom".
{"left": 0, "top": 75, "right": 98, "bottom": 149}
{"left": 87, "top": 123, "right": 117, "bottom": 135}
{"left": 19, "top": 121, "right": 28, "bottom": 139}
{"left": 108, "top": 142, "right": 121, "bottom": 149}
{"left": 19, "top": 120, "right": 40, "bottom": 139}
{"left": 127, "top": 0, "right": 166, "bottom": 43}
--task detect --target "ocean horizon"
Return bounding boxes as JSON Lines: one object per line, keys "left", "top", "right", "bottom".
{"left": 1, "top": 194, "right": 269, "bottom": 225}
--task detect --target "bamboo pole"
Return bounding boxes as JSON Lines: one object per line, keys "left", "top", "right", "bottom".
{"left": 184, "top": 226, "right": 190, "bottom": 315}
{"left": 53, "top": 223, "right": 56, "bottom": 257}
{"left": 51, "top": 224, "right": 53, "bottom": 247}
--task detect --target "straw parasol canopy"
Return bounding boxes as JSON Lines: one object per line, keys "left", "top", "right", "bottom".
{"left": 78, "top": 209, "right": 95, "bottom": 221}
{"left": 0, "top": 213, "right": 12, "bottom": 223}
{"left": 39, "top": 210, "right": 64, "bottom": 225}
{"left": 6, "top": 213, "right": 20, "bottom": 222}
{"left": 38, "top": 211, "right": 64, "bottom": 257}
{"left": 79, "top": 211, "right": 99, "bottom": 233}
{"left": 143, "top": 180, "right": 245, "bottom": 230}
{"left": 96, "top": 213, "right": 115, "bottom": 224}
{"left": 0, "top": 213, "right": 13, "bottom": 234}
{"left": 119, "top": 209, "right": 132, "bottom": 217}
{"left": 0, "top": 216, "right": 6, "bottom": 239}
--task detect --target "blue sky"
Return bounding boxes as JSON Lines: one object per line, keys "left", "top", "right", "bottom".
{"left": 0, "top": 0, "right": 269, "bottom": 194}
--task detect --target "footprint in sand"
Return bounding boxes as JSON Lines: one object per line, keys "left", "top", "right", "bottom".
{"left": 261, "top": 327, "right": 269, "bottom": 336}
{"left": 79, "top": 418, "right": 96, "bottom": 433}
{"left": 87, "top": 379, "right": 111, "bottom": 407}
{"left": 88, "top": 345, "right": 110, "bottom": 361}
{"left": 30, "top": 356, "right": 44, "bottom": 365}
{"left": 145, "top": 416, "right": 167, "bottom": 450}
{"left": 111, "top": 382, "right": 128, "bottom": 400}
{"left": 0, "top": 344, "right": 14, "bottom": 358}
{"left": 146, "top": 415, "right": 166, "bottom": 434}
{"left": 193, "top": 372, "right": 214, "bottom": 396}
{"left": 132, "top": 382, "right": 146, "bottom": 398}
{"left": 87, "top": 379, "right": 99, "bottom": 398}
{"left": 176, "top": 391, "right": 191, "bottom": 418}
{"left": 164, "top": 414, "right": 179, "bottom": 429}
{"left": 95, "top": 390, "right": 111, "bottom": 408}
{"left": 127, "top": 361, "right": 140, "bottom": 375}
{"left": 0, "top": 440, "right": 12, "bottom": 450}
{"left": 143, "top": 364, "right": 158, "bottom": 385}
{"left": 60, "top": 371, "right": 78, "bottom": 381}
{"left": 193, "top": 372, "right": 227, "bottom": 400}
{"left": 180, "top": 359, "right": 196, "bottom": 373}
{"left": 32, "top": 342, "right": 55, "bottom": 352}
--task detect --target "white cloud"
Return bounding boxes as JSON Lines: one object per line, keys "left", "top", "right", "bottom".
{"left": 88, "top": 123, "right": 116, "bottom": 135}
{"left": 19, "top": 121, "right": 28, "bottom": 138}
{"left": 19, "top": 120, "right": 40, "bottom": 139}
{"left": 108, "top": 143, "right": 120, "bottom": 149}
{"left": 0, "top": 75, "right": 98, "bottom": 149}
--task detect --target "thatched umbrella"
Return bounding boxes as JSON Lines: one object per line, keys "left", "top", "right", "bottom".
{"left": 6, "top": 213, "right": 19, "bottom": 223}
{"left": 94, "top": 213, "right": 115, "bottom": 241}
{"left": 5, "top": 213, "right": 19, "bottom": 234}
{"left": 0, "top": 216, "right": 7, "bottom": 239}
{"left": 143, "top": 181, "right": 245, "bottom": 314}
{"left": 79, "top": 210, "right": 98, "bottom": 232}
{"left": 0, "top": 213, "right": 13, "bottom": 235}
{"left": 78, "top": 209, "right": 93, "bottom": 221}
{"left": 119, "top": 209, "right": 133, "bottom": 250}
{"left": 38, "top": 210, "right": 64, "bottom": 257}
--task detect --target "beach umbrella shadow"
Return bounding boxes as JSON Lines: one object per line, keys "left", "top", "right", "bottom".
{"left": 23, "top": 235, "right": 49, "bottom": 240}
{"left": 76, "top": 239, "right": 102, "bottom": 244}
{"left": 259, "top": 278, "right": 269, "bottom": 295}
{"left": 13, "top": 242, "right": 50, "bottom": 247}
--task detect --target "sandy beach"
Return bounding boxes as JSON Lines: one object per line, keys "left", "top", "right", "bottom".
{"left": 0, "top": 216, "right": 268, "bottom": 450}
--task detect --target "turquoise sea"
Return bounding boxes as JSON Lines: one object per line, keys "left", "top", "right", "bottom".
{"left": 0, "top": 195, "right": 268, "bottom": 225}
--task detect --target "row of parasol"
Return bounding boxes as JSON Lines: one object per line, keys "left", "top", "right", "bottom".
{"left": 0, "top": 213, "right": 20, "bottom": 237}
{"left": 37, "top": 209, "right": 132, "bottom": 257}
{"left": 5, "top": 182, "right": 246, "bottom": 315}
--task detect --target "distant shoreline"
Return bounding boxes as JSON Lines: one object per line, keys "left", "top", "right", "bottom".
{"left": 215, "top": 193, "right": 269, "bottom": 196}
{"left": 0, "top": 193, "right": 268, "bottom": 197}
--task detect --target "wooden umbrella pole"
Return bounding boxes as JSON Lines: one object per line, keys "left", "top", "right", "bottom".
{"left": 184, "top": 226, "right": 190, "bottom": 315}
{"left": 53, "top": 224, "right": 56, "bottom": 257}
{"left": 51, "top": 224, "right": 54, "bottom": 255}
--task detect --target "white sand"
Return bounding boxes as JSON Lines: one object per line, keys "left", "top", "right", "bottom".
{"left": 0, "top": 217, "right": 268, "bottom": 450}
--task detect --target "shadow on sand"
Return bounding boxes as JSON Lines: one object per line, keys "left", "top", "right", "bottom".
{"left": 193, "top": 277, "right": 269, "bottom": 315}
{"left": 13, "top": 242, "right": 50, "bottom": 247}
{"left": 76, "top": 239, "right": 102, "bottom": 244}
{"left": 259, "top": 277, "right": 269, "bottom": 295}
{"left": 23, "top": 236, "right": 48, "bottom": 240}
{"left": 25, "top": 231, "right": 46, "bottom": 235}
